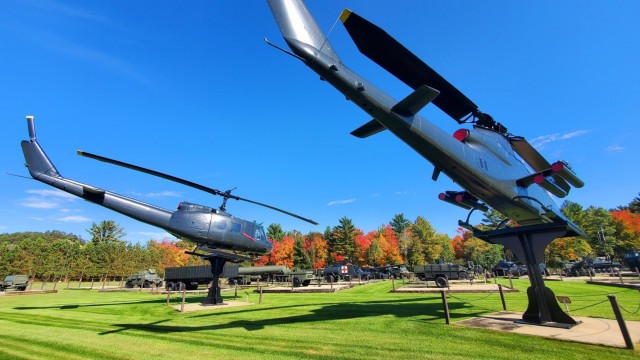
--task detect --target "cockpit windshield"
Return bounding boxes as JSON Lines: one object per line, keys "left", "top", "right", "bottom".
{"left": 255, "top": 225, "right": 267, "bottom": 242}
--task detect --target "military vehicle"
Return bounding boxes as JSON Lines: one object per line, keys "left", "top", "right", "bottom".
{"left": 379, "top": 264, "right": 411, "bottom": 279}
{"left": 492, "top": 260, "right": 528, "bottom": 277}
{"left": 623, "top": 250, "right": 640, "bottom": 270}
{"left": 587, "top": 257, "right": 623, "bottom": 273}
{"left": 125, "top": 269, "right": 163, "bottom": 289}
{"left": 320, "top": 262, "right": 370, "bottom": 282}
{"left": 0, "top": 275, "right": 29, "bottom": 291}
{"left": 165, "top": 264, "right": 239, "bottom": 291}
{"left": 413, "top": 264, "right": 471, "bottom": 287}
{"left": 227, "top": 266, "right": 319, "bottom": 287}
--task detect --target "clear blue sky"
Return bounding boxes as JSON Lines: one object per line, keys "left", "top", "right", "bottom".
{"left": 2, "top": 0, "right": 638, "bottom": 244}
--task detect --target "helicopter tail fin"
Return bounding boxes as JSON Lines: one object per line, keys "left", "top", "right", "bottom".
{"left": 21, "top": 116, "right": 61, "bottom": 180}
{"left": 267, "top": 0, "right": 342, "bottom": 64}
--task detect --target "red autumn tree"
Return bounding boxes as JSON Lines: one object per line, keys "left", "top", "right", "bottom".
{"left": 304, "top": 234, "right": 329, "bottom": 269}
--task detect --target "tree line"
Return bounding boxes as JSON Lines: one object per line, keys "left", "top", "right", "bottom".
{"left": 1, "top": 194, "right": 639, "bottom": 280}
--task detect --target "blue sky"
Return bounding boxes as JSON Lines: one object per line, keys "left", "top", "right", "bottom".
{"left": 2, "top": 0, "right": 638, "bottom": 244}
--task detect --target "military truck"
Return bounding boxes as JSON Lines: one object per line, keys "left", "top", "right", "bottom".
{"left": 124, "top": 269, "right": 163, "bottom": 289}
{"left": 379, "top": 264, "right": 411, "bottom": 279}
{"left": 0, "top": 274, "right": 29, "bottom": 291}
{"left": 413, "top": 264, "right": 471, "bottom": 287}
{"left": 320, "top": 263, "right": 370, "bottom": 282}
{"left": 164, "top": 264, "right": 239, "bottom": 291}
{"left": 227, "top": 266, "right": 319, "bottom": 287}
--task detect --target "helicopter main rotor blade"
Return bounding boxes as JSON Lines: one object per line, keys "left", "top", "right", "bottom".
{"left": 239, "top": 197, "right": 318, "bottom": 225}
{"left": 77, "top": 150, "right": 226, "bottom": 197}
{"left": 77, "top": 150, "right": 318, "bottom": 225}
{"left": 340, "top": 9, "right": 478, "bottom": 122}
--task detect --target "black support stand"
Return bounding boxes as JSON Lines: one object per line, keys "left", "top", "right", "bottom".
{"left": 469, "top": 221, "right": 581, "bottom": 328}
{"left": 187, "top": 250, "right": 251, "bottom": 306}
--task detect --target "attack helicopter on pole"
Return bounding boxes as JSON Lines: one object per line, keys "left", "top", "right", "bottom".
{"left": 20, "top": 115, "right": 317, "bottom": 304}
{"left": 266, "top": 0, "right": 586, "bottom": 326}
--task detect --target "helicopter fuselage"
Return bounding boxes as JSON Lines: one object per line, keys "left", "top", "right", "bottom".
{"left": 267, "top": 0, "right": 574, "bottom": 227}
{"left": 20, "top": 117, "right": 272, "bottom": 256}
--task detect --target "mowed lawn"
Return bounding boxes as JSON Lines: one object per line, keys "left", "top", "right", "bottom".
{"left": 0, "top": 279, "right": 638, "bottom": 359}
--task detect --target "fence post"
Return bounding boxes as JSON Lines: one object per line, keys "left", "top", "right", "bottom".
{"left": 607, "top": 295, "right": 634, "bottom": 350}
{"left": 617, "top": 269, "right": 624, "bottom": 285}
{"left": 259, "top": 286, "right": 263, "bottom": 304}
{"left": 392, "top": 277, "right": 396, "bottom": 291}
{"left": 498, "top": 284, "right": 507, "bottom": 311}
{"left": 440, "top": 290, "right": 450, "bottom": 325}
{"left": 180, "top": 283, "right": 186, "bottom": 313}
{"left": 558, "top": 268, "right": 563, "bottom": 281}
{"left": 166, "top": 288, "right": 171, "bottom": 306}
{"left": 508, "top": 273, "right": 513, "bottom": 289}
{"left": 234, "top": 284, "right": 238, "bottom": 300}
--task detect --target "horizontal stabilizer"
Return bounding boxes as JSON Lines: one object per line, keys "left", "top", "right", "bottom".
{"left": 350, "top": 119, "right": 386, "bottom": 138}
{"left": 391, "top": 85, "right": 440, "bottom": 117}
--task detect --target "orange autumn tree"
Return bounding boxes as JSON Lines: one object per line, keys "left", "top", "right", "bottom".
{"left": 611, "top": 209, "right": 640, "bottom": 253}
{"left": 304, "top": 233, "right": 329, "bottom": 269}
{"left": 148, "top": 238, "right": 189, "bottom": 271}
{"left": 378, "top": 225, "right": 403, "bottom": 265}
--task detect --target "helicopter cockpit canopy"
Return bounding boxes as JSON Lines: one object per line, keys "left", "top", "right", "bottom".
{"left": 254, "top": 224, "right": 267, "bottom": 243}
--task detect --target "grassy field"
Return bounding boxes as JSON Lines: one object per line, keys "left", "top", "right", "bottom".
{"left": 0, "top": 278, "right": 638, "bottom": 359}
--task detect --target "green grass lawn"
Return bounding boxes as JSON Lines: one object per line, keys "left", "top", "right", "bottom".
{"left": 0, "top": 279, "right": 638, "bottom": 359}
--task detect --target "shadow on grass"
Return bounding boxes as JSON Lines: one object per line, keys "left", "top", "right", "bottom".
{"left": 100, "top": 298, "right": 486, "bottom": 335}
{"left": 13, "top": 297, "right": 171, "bottom": 310}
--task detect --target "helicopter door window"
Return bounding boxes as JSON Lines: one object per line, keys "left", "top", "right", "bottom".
{"left": 214, "top": 220, "right": 227, "bottom": 230}
{"left": 230, "top": 222, "right": 241, "bottom": 233}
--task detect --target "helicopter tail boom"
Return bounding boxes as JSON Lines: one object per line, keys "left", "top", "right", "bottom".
{"left": 20, "top": 116, "right": 174, "bottom": 228}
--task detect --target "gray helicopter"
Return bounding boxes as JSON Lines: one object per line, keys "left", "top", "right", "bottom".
{"left": 266, "top": 0, "right": 587, "bottom": 325}
{"left": 265, "top": 0, "right": 584, "bottom": 236}
{"left": 20, "top": 116, "right": 317, "bottom": 257}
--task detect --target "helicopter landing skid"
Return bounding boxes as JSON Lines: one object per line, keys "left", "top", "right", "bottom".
{"left": 459, "top": 220, "right": 582, "bottom": 328}
{"left": 188, "top": 250, "right": 252, "bottom": 305}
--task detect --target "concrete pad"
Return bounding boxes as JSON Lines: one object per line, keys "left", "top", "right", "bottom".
{"left": 393, "top": 283, "right": 517, "bottom": 293}
{"left": 457, "top": 311, "right": 639, "bottom": 349}
{"left": 172, "top": 300, "right": 254, "bottom": 313}
{"left": 261, "top": 284, "right": 353, "bottom": 293}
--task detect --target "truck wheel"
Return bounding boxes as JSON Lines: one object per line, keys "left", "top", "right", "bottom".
{"left": 459, "top": 272, "right": 468, "bottom": 280}
{"left": 143, "top": 281, "right": 151, "bottom": 288}
{"left": 435, "top": 276, "right": 448, "bottom": 288}
{"left": 292, "top": 277, "right": 302, "bottom": 287}
{"left": 166, "top": 282, "right": 175, "bottom": 291}
{"left": 125, "top": 282, "right": 133, "bottom": 289}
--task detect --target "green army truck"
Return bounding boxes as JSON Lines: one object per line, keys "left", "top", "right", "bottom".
{"left": 164, "top": 264, "right": 239, "bottom": 291}
{"left": 227, "top": 266, "right": 319, "bottom": 287}
{"left": 125, "top": 269, "right": 163, "bottom": 289}
{"left": 413, "top": 264, "right": 471, "bottom": 287}
{"left": 0, "top": 274, "right": 29, "bottom": 291}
